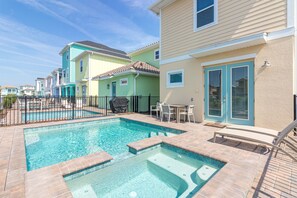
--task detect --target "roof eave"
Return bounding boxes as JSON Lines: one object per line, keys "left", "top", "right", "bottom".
{"left": 59, "top": 42, "right": 74, "bottom": 55}
{"left": 128, "top": 42, "right": 159, "bottom": 57}
{"left": 98, "top": 70, "right": 159, "bottom": 81}
{"left": 149, "top": 0, "right": 177, "bottom": 15}
{"left": 72, "top": 51, "right": 131, "bottom": 62}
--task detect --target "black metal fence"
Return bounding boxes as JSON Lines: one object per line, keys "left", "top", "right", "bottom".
{"left": 0, "top": 95, "right": 159, "bottom": 127}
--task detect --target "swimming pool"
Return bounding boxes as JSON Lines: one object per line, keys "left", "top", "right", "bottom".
{"left": 24, "top": 118, "right": 183, "bottom": 171}
{"left": 65, "top": 144, "right": 225, "bottom": 198}
{"left": 22, "top": 110, "right": 100, "bottom": 122}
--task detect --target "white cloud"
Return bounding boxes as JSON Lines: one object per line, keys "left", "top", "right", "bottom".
{"left": 18, "top": 0, "right": 159, "bottom": 51}
{"left": 121, "top": 0, "right": 156, "bottom": 9}
{"left": 17, "top": 0, "right": 98, "bottom": 40}
{"left": 0, "top": 17, "right": 63, "bottom": 65}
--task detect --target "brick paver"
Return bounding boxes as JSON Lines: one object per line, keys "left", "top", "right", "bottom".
{"left": 0, "top": 114, "right": 296, "bottom": 197}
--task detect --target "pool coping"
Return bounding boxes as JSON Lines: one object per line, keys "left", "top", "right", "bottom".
{"left": 1, "top": 114, "right": 268, "bottom": 197}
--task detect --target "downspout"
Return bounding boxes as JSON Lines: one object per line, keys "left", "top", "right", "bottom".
{"left": 134, "top": 72, "right": 140, "bottom": 112}
{"left": 134, "top": 72, "right": 140, "bottom": 96}
{"left": 88, "top": 53, "right": 92, "bottom": 96}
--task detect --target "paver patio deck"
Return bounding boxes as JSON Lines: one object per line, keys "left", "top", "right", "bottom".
{"left": 0, "top": 113, "right": 296, "bottom": 197}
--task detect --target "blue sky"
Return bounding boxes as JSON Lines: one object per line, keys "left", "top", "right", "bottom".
{"left": 0, "top": 0, "right": 159, "bottom": 87}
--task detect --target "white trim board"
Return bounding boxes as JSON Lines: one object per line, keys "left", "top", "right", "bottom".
{"left": 160, "top": 28, "right": 295, "bottom": 65}
{"left": 201, "top": 54, "right": 257, "bottom": 67}
{"left": 287, "top": 0, "right": 296, "bottom": 28}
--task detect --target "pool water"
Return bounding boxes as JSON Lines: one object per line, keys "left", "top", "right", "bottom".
{"left": 22, "top": 110, "right": 99, "bottom": 122}
{"left": 24, "top": 118, "right": 182, "bottom": 171}
{"left": 66, "top": 145, "right": 225, "bottom": 198}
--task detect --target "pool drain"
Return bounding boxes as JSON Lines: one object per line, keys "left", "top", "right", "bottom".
{"left": 129, "top": 191, "right": 137, "bottom": 198}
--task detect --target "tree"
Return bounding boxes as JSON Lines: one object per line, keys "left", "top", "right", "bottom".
{"left": 3, "top": 94, "right": 17, "bottom": 109}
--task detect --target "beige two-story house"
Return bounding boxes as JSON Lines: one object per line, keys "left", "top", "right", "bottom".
{"left": 150, "top": 0, "right": 297, "bottom": 130}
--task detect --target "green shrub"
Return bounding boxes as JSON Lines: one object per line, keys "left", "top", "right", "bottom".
{"left": 3, "top": 94, "right": 17, "bottom": 109}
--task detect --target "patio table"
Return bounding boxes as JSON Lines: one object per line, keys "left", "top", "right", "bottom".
{"left": 170, "top": 104, "right": 187, "bottom": 123}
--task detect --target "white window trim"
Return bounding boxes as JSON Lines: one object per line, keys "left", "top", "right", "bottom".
{"left": 120, "top": 78, "right": 128, "bottom": 86}
{"left": 154, "top": 49, "right": 160, "bottom": 61}
{"left": 167, "top": 69, "right": 184, "bottom": 88}
{"left": 80, "top": 59, "right": 83, "bottom": 73}
{"left": 193, "top": 0, "right": 218, "bottom": 32}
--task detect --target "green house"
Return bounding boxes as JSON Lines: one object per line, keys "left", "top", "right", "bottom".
{"left": 93, "top": 61, "right": 159, "bottom": 111}
{"left": 93, "top": 42, "right": 160, "bottom": 112}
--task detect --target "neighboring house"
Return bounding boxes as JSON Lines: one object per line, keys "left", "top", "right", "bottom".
{"left": 128, "top": 41, "right": 160, "bottom": 68}
{"left": 0, "top": 86, "right": 18, "bottom": 96}
{"left": 93, "top": 61, "right": 160, "bottom": 112}
{"left": 35, "top": 78, "right": 45, "bottom": 97}
{"left": 94, "top": 42, "right": 160, "bottom": 99}
{"left": 150, "top": 0, "right": 297, "bottom": 130}
{"left": 19, "top": 85, "right": 35, "bottom": 96}
{"left": 59, "top": 40, "right": 128, "bottom": 97}
{"left": 51, "top": 68, "right": 63, "bottom": 97}
{"left": 73, "top": 48, "right": 131, "bottom": 98}
{"left": 44, "top": 75, "right": 53, "bottom": 97}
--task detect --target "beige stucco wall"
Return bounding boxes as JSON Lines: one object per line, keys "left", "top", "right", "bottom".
{"left": 160, "top": 36, "right": 294, "bottom": 130}
{"left": 161, "top": 0, "right": 287, "bottom": 59}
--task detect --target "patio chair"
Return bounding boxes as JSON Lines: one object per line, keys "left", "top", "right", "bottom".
{"left": 76, "top": 99, "right": 83, "bottom": 108}
{"left": 161, "top": 104, "right": 176, "bottom": 122}
{"left": 150, "top": 102, "right": 161, "bottom": 118}
{"left": 61, "top": 99, "right": 72, "bottom": 109}
{"left": 213, "top": 120, "right": 297, "bottom": 161}
{"left": 179, "top": 105, "right": 195, "bottom": 123}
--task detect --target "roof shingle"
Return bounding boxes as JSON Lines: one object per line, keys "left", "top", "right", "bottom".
{"left": 94, "top": 61, "right": 159, "bottom": 80}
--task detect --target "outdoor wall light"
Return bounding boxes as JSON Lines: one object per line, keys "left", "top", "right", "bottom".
{"left": 263, "top": 60, "right": 271, "bottom": 67}
{"left": 107, "top": 84, "right": 110, "bottom": 89}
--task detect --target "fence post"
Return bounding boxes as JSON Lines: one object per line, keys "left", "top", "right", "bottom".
{"left": 148, "top": 94, "right": 151, "bottom": 114}
{"left": 105, "top": 96, "right": 108, "bottom": 116}
{"left": 24, "top": 96, "right": 27, "bottom": 124}
{"left": 132, "top": 96, "right": 134, "bottom": 112}
{"left": 72, "top": 96, "right": 75, "bottom": 120}
{"left": 136, "top": 96, "right": 139, "bottom": 113}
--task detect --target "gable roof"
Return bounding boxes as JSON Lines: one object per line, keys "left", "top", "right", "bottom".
{"left": 128, "top": 42, "right": 159, "bottom": 57}
{"left": 93, "top": 61, "right": 159, "bottom": 80}
{"left": 72, "top": 49, "right": 131, "bottom": 62}
{"left": 59, "top": 40, "right": 127, "bottom": 56}
{"left": 76, "top": 41, "right": 126, "bottom": 55}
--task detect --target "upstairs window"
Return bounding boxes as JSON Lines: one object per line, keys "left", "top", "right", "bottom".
{"left": 194, "top": 0, "right": 217, "bottom": 31}
{"left": 154, "top": 49, "right": 160, "bottom": 60}
{"left": 80, "top": 59, "right": 83, "bottom": 72}
{"left": 167, "top": 69, "right": 184, "bottom": 88}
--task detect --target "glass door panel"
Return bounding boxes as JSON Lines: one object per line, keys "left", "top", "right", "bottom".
{"left": 204, "top": 66, "right": 226, "bottom": 123}
{"left": 208, "top": 70, "right": 222, "bottom": 117}
{"left": 231, "top": 66, "right": 248, "bottom": 119}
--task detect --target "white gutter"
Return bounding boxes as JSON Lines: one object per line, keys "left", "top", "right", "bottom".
{"left": 134, "top": 72, "right": 140, "bottom": 96}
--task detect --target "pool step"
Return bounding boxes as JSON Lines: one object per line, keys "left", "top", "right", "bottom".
{"left": 148, "top": 131, "right": 167, "bottom": 138}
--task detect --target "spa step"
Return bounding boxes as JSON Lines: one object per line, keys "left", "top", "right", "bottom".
{"left": 148, "top": 153, "right": 217, "bottom": 181}
{"left": 147, "top": 153, "right": 197, "bottom": 179}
